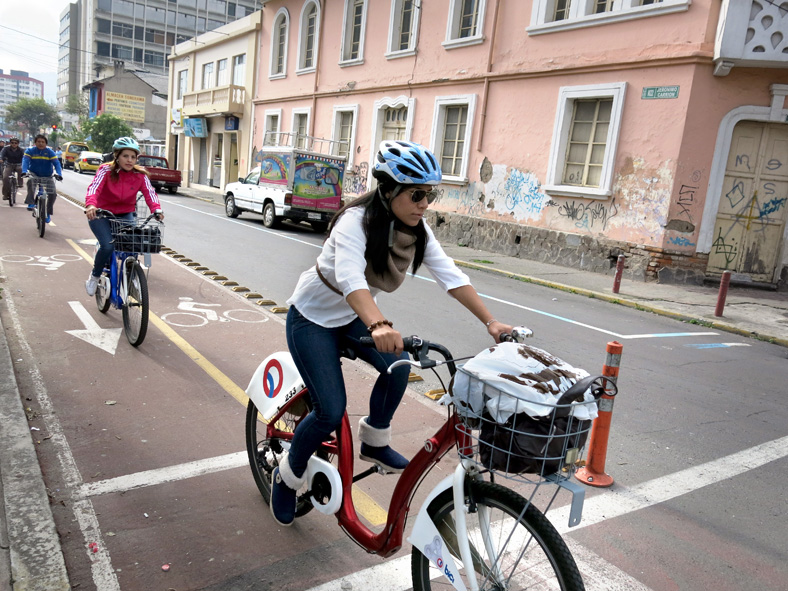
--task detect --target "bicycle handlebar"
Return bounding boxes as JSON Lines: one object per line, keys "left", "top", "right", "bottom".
{"left": 93, "top": 208, "right": 163, "bottom": 225}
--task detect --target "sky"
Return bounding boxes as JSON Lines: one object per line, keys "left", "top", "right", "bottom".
{"left": 0, "top": 0, "right": 75, "bottom": 103}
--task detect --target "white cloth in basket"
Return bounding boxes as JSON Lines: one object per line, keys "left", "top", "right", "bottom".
{"left": 451, "top": 343, "right": 598, "bottom": 423}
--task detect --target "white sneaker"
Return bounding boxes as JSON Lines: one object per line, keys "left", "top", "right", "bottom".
{"left": 86, "top": 275, "right": 99, "bottom": 296}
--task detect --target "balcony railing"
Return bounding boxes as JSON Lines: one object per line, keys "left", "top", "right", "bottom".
{"left": 182, "top": 84, "right": 246, "bottom": 117}
{"left": 714, "top": 0, "right": 788, "bottom": 76}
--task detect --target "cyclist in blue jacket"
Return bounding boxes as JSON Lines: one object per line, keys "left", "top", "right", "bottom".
{"left": 22, "top": 134, "right": 63, "bottom": 223}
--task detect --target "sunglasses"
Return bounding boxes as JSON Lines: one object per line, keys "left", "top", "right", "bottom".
{"left": 407, "top": 188, "right": 439, "bottom": 204}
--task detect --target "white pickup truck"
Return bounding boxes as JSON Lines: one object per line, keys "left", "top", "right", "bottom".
{"left": 223, "top": 138, "right": 346, "bottom": 233}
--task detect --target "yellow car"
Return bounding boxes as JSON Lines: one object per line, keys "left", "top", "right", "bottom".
{"left": 74, "top": 151, "right": 104, "bottom": 174}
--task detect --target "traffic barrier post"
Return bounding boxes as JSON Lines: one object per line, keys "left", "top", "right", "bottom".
{"left": 714, "top": 270, "right": 731, "bottom": 317}
{"left": 612, "top": 254, "right": 625, "bottom": 294}
{"left": 575, "top": 341, "right": 622, "bottom": 488}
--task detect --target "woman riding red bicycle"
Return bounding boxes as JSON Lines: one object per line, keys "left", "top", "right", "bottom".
{"left": 272, "top": 140, "right": 512, "bottom": 526}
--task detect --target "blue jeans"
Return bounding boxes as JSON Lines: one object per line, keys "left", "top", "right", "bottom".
{"left": 88, "top": 213, "right": 135, "bottom": 277}
{"left": 285, "top": 306, "right": 410, "bottom": 478}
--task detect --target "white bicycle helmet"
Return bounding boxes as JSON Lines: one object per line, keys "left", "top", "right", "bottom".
{"left": 373, "top": 140, "right": 442, "bottom": 186}
{"left": 113, "top": 136, "right": 140, "bottom": 153}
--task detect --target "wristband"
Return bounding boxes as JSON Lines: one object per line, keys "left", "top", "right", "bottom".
{"left": 367, "top": 319, "right": 393, "bottom": 334}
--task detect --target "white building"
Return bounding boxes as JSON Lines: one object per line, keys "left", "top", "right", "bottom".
{"left": 0, "top": 70, "right": 44, "bottom": 131}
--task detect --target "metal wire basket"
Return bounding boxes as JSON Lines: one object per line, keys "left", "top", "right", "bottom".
{"left": 110, "top": 217, "right": 163, "bottom": 254}
{"left": 452, "top": 366, "right": 604, "bottom": 484}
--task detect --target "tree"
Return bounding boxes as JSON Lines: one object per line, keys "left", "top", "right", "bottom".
{"left": 5, "top": 98, "right": 60, "bottom": 138}
{"left": 82, "top": 114, "right": 134, "bottom": 153}
{"left": 64, "top": 94, "right": 89, "bottom": 119}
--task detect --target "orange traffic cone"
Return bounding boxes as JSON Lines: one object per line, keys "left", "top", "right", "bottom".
{"left": 575, "top": 341, "right": 622, "bottom": 488}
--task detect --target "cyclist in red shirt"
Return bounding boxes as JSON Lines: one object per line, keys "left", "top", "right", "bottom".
{"left": 84, "top": 137, "right": 163, "bottom": 296}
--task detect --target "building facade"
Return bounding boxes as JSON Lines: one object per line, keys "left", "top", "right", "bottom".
{"left": 166, "top": 12, "right": 261, "bottom": 191}
{"left": 57, "top": 0, "right": 262, "bottom": 109}
{"left": 249, "top": 0, "right": 788, "bottom": 288}
{"left": 0, "top": 70, "right": 44, "bottom": 130}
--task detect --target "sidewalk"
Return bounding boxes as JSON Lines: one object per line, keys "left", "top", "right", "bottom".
{"left": 1, "top": 185, "right": 785, "bottom": 590}
{"left": 177, "top": 184, "right": 788, "bottom": 348}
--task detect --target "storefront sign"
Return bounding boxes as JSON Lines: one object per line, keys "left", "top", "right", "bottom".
{"left": 105, "top": 92, "right": 146, "bottom": 122}
{"left": 641, "top": 86, "right": 680, "bottom": 100}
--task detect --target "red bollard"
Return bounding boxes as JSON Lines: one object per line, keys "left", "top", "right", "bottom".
{"left": 612, "top": 254, "right": 625, "bottom": 294}
{"left": 575, "top": 341, "right": 622, "bottom": 488}
{"left": 714, "top": 270, "right": 732, "bottom": 317}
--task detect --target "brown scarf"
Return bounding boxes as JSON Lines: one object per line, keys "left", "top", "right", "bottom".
{"left": 364, "top": 225, "right": 417, "bottom": 293}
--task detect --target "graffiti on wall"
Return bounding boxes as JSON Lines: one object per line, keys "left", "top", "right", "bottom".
{"left": 675, "top": 169, "right": 703, "bottom": 223}
{"left": 550, "top": 198, "right": 619, "bottom": 231}
{"left": 344, "top": 161, "right": 369, "bottom": 196}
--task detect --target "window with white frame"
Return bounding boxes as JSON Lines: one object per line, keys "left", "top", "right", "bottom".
{"left": 382, "top": 106, "right": 409, "bottom": 141}
{"left": 217, "top": 58, "right": 228, "bottom": 86}
{"left": 430, "top": 94, "right": 477, "bottom": 183}
{"left": 176, "top": 69, "right": 188, "bottom": 100}
{"left": 264, "top": 109, "right": 282, "bottom": 145}
{"left": 297, "top": 1, "right": 320, "bottom": 73}
{"left": 544, "top": 82, "right": 626, "bottom": 199}
{"left": 291, "top": 109, "right": 310, "bottom": 148}
{"left": 341, "top": 0, "right": 367, "bottom": 64}
{"left": 387, "top": 0, "right": 420, "bottom": 57}
{"left": 232, "top": 54, "right": 246, "bottom": 86}
{"left": 529, "top": 0, "right": 683, "bottom": 35}
{"left": 201, "top": 62, "right": 214, "bottom": 90}
{"left": 444, "top": 0, "right": 486, "bottom": 49}
{"left": 270, "top": 8, "right": 289, "bottom": 78}
{"left": 331, "top": 105, "right": 358, "bottom": 165}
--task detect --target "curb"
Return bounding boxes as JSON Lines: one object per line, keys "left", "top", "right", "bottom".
{"left": 452, "top": 260, "right": 788, "bottom": 348}
{"left": 0, "top": 313, "right": 70, "bottom": 590}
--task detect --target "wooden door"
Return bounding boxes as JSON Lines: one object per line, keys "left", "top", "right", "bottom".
{"left": 707, "top": 121, "right": 788, "bottom": 283}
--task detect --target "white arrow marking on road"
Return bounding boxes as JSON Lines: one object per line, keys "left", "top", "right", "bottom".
{"left": 65, "top": 301, "right": 122, "bottom": 355}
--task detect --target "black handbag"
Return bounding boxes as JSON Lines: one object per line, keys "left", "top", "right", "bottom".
{"left": 478, "top": 375, "right": 610, "bottom": 476}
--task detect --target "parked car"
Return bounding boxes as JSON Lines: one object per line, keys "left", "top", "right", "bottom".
{"left": 137, "top": 155, "right": 182, "bottom": 194}
{"left": 74, "top": 151, "right": 104, "bottom": 174}
{"left": 62, "top": 141, "right": 90, "bottom": 169}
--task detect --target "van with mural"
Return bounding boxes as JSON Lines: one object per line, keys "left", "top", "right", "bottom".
{"left": 223, "top": 134, "right": 345, "bottom": 233}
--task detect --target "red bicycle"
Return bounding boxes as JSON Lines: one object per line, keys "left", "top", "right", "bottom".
{"left": 245, "top": 330, "right": 603, "bottom": 590}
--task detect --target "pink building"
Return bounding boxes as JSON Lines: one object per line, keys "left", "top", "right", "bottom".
{"left": 250, "top": 0, "right": 788, "bottom": 288}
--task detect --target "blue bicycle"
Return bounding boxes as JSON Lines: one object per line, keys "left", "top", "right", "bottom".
{"left": 93, "top": 209, "right": 163, "bottom": 347}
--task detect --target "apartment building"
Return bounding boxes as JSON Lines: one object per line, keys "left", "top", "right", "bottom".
{"left": 0, "top": 70, "right": 44, "bottom": 130}
{"left": 57, "top": 0, "right": 263, "bottom": 109}
{"left": 248, "top": 0, "right": 788, "bottom": 288}
{"left": 166, "top": 11, "right": 261, "bottom": 190}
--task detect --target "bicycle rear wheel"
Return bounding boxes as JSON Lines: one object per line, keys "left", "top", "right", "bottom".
{"left": 37, "top": 194, "right": 46, "bottom": 238}
{"left": 96, "top": 273, "right": 111, "bottom": 313}
{"left": 122, "top": 259, "right": 149, "bottom": 346}
{"left": 411, "top": 479, "right": 585, "bottom": 591}
{"left": 245, "top": 395, "right": 317, "bottom": 518}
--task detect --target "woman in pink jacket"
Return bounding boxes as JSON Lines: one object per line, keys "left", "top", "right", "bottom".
{"left": 84, "top": 137, "right": 164, "bottom": 296}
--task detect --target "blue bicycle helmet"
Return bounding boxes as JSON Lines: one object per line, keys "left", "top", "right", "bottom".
{"left": 373, "top": 141, "right": 442, "bottom": 186}
{"left": 112, "top": 136, "right": 140, "bottom": 153}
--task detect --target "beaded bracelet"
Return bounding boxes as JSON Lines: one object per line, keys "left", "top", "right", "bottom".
{"left": 367, "top": 319, "right": 393, "bottom": 334}
{"left": 485, "top": 318, "right": 497, "bottom": 327}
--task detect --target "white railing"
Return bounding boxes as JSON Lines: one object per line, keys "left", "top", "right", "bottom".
{"left": 182, "top": 84, "right": 246, "bottom": 115}
{"left": 714, "top": 0, "right": 788, "bottom": 76}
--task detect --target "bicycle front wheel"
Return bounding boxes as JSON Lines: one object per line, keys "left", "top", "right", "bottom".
{"left": 37, "top": 195, "right": 46, "bottom": 237}
{"left": 122, "top": 260, "right": 149, "bottom": 346}
{"left": 411, "top": 480, "right": 585, "bottom": 591}
{"left": 9, "top": 178, "right": 16, "bottom": 206}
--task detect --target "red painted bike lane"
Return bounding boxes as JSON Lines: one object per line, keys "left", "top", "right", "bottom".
{"left": 0, "top": 198, "right": 448, "bottom": 590}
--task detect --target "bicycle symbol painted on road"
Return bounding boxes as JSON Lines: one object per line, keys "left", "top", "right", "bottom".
{"left": 161, "top": 297, "right": 270, "bottom": 327}
{"left": 0, "top": 254, "right": 83, "bottom": 271}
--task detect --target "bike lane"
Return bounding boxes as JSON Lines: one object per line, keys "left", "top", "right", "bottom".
{"left": 0, "top": 198, "right": 451, "bottom": 590}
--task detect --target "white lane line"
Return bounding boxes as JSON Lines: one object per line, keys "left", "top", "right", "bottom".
{"left": 76, "top": 452, "right": 247, "bottom": 498}
{"left": 304, "top": 434, "right": 788, "bottom": 591}
{"left": 1, "top": 282, "right": 121, "bottom": 591}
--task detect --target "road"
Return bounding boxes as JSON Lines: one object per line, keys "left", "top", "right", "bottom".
{"left": 0, "top": 169, "right": 785, "bottom": 591}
